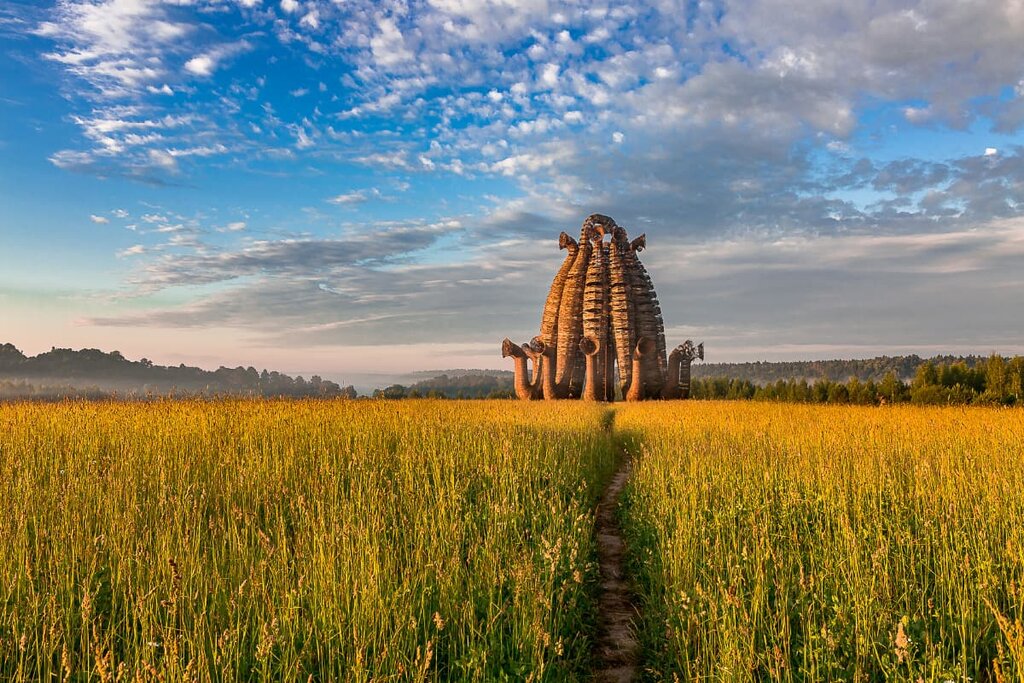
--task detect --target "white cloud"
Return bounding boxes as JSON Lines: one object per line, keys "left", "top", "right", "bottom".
{"left": 183, "top": 42, "right": 250, "bottom": 78}
{"left": 223, "top": 221, "right": 248, "bottom": 232}
{"left": 612, "top": 131, "right": 624, "bottom": 144}
{"left": 327, "top": 190, "right": 370, "bottom": 205}
{"left": 370, "top": 17, "right": 414, "bottom": 68}
{"left": 148, "top": 149, "right": 178, "bottom": 171}
{"left": 90, "top": 214, "right": 110, "bottom": 224}
{"left": 112, "top": 209, "right": 130, "bottom": 218}
{"left": 35, "top": 0, "right": 192, "bottom": 94}
{"left": 540, "top": 63, "right": 560, "bottom": 88}
{"left": 184, "top": 55, "right": 216, "bottom": 77}
{"left": 293, "top": 125, "right": 315, "bottom": 149}
{"left": 280, "top": 0, "right": 299, "bottom": 13}
{"left": 904, "top": 106, "right": 933, "bottom": 124}
{"left": 328, "top": 188, "right": 384, "bottom": 205}
{"left": 356, "top": 150, "right": 412, "bottom": 169}
{"left": 985, "top": 147, "right": 998, "bottom": 156}
{"left": 300, "top": 9, "right": 319, "bottom": 30}
{"left": 117, "top": 244, "right": 145, "bottom": 257}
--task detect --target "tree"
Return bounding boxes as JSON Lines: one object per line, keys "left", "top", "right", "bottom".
{"left": 913, "top": 361, "right": 939, "bottom": 389}
{"left": 827, "top": 383, "right": 850, "bottom": 404}
{"left": 878, "top": 371, "right": 905, "bottom": 404}
{"left": 982, "top": 354, "right": 1009, "bottom": 404}
{"left": 1008, "top": 357, "right": 1024, "bottom": 404}
{"left": 374, "top": 384, "right": 408, "bottom": 399}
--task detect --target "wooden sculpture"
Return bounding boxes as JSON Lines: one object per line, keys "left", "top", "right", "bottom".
{"left": 502, "top": 214, "right": 704, "bottom": 401}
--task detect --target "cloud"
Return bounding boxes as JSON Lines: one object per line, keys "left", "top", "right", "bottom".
{"left": 89, "top": 214, "right": 110, "bottom": 224}
{"left": 327, "top": 189, "right": 379, "bottom": 205}
{"left": 539, "top": 63, "right": 559, "bottom": 88}
{"left": 370, "top": 17, "right": 414, "bottom": 68}
{"left": 34, "top": 0, "right": 192, "bottom": 95}
{"left": 183, "top": 55, "right": 215, "bottom": 77}
{"left": 85, "top": 212, "right": 1024, "bottom": 360}
{"left": 31, "top": 0, "right": 1024, "bottom": 196}
{"left": 118, "top": 220, "right": 463, "bottom": 292}
{"left": 184, "top": 41, "right": 251, "bottom": 78}
{"left": 117, "top": 244, "right": 145, "bottom": 257}
{"left": 22, "top": 0, "right": 1024, "bottom": 363}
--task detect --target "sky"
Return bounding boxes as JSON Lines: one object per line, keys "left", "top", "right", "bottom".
{"left": 1, "top": 0, "right": 1023, "bottom": 383}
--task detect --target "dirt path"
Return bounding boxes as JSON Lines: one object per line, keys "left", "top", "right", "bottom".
{"left": 592, "top": 453, "right": 640, "bottom": 682}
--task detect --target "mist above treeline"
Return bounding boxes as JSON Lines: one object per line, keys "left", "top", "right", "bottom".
{"left": 0, "top": 343, "right": 356, "bottom": 399}
{"left": 1, "top": 342, "right": 1019, "bottom": 403}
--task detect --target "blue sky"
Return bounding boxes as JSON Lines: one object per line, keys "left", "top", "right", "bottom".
{"left": 1, "top": 0, "right": 1023, "bottom": 382}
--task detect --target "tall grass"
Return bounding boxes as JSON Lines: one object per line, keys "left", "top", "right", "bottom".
{"left": 617, "top": 402, "right": 1024, "bottom": 682}
{"left": 0, "top": 399, "right": 617, "bottom": 681}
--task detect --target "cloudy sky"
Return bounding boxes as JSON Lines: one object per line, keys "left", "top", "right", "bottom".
{"left": 2, "top": 0, "right": 1023, "bottom": 381}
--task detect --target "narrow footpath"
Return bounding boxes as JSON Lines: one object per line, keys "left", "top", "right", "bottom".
{"left": 592, "top": 450, "right": 640, "bottom": 682}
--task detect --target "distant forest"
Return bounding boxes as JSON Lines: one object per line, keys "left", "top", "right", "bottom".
{"left": 4, "top": 343, "right": 1022, "bottom": 405}
{"left": 377, "top": 355, "right": 1024, "bottom": 405}
{"left": 693, "top": 355, "right": 1024, "bottom": 406}
{"left": 373, "top": 371, "right": 514, "bottom": 399}
{"left": 0, "top": 343, "right": 357, "bottom": 399}
{"left": 691, "top": 355, "right": 991, "bottom": 384}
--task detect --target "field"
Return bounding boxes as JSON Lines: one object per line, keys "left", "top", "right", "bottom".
{"left": 617, "top": 403, "right": 1024, "bottom": 681}
{"left": 0, "top": 401, "right": 617, "bottom": 681}
{"left": 1, "top": 399, "right": 1023, "bottom": 681}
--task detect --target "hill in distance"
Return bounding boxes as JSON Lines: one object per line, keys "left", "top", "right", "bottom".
{"left": 0, "top": 343, "right": 357, "bottom": 399}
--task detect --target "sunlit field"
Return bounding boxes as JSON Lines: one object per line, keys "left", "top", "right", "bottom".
{"left": 4, "top": 399, "right": 1024, "bottom": 681}
{"left": 0, "top": 400, "right": 617, "bottom": 681}
{"left": 617, "top": 402, "right": 1024, "bottom": 681}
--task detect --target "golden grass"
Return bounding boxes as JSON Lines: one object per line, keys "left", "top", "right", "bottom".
{"left": 0, "top": 399, "right": 617, "bottom": 681}
{"left": 617, "top": 402, "right": 1024, "bottom": 681}
{"left": 5, "top": 398, "right": 1023, "bottom": 681}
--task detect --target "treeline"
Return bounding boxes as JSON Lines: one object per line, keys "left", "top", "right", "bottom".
{"left": 0, "top": 380, "right": 112, "bottom": 401}
{"left": 692, "top": 354, "right": 989, "bottom": 384}
{"left": 373, "top": 372, "right": 514, "bottom": 399}
{"left": 0, "top": 343, "right": 357, "bottom": 399}
{"left": 693, "top": 355, "right": 1024, "bottom": 406}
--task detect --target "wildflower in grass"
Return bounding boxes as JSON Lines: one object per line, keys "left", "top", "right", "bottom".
{"left": 895, "top": 620, "right": 910, "bottom": 663}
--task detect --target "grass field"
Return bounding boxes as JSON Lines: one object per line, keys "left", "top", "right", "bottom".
{"left": 2, "top": 399, "right": 1023, "bottom": 681}
{"left": 617, "top": 402, "right": 1024, "bottom": 681}
{"left": 0, "top": 400, "right": 617, "bottom": 681}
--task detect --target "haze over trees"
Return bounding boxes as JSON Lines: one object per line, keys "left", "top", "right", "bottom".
{"left": 0, "top": 343, "right": 357, "bottom": 399}
{"left": 4, "top": 343, "right": 1022, "bottom": 406}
